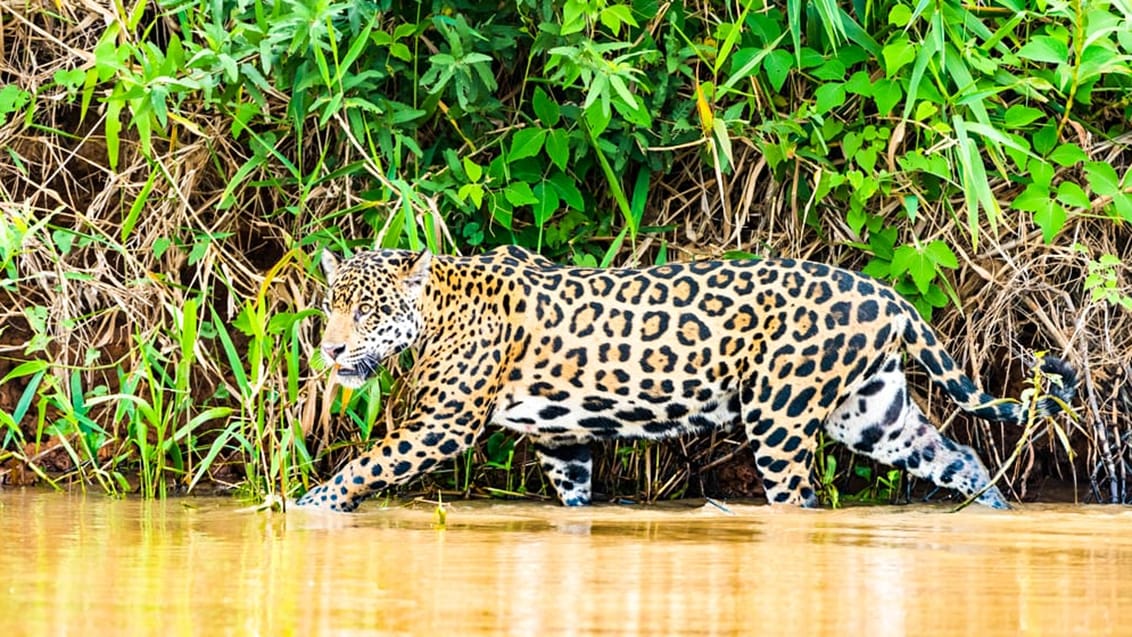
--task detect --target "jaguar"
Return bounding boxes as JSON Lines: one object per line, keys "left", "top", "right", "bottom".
{"left": 295, "top": 244, "right": 1076, "bottom": 512}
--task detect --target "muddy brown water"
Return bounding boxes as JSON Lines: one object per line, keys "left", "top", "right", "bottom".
{"left": 1, "top": 490, "right": 1129, "bottom": 636}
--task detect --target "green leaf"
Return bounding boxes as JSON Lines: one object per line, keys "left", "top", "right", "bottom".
{"left": 457, "top": 183, "right": 484, "bottom": 208}
{"left": 1017, "top": 35, "right": 1069, "bottom": 64}
{"left": 888, "top": 4, "right": 912, "bottom": 26}
{"left": 105, "top": 99, "right": 122, "bottom": 170}
{"left": 504, "top": 181, "right": 539, "bottom": 206}
{"left": 548, "top": 172, "right": 585, "bottom": 210}
{"left": 1085, "top": 162, "right": 1121, "bottom": 197}
{"left": 0, "top": 359, "right": 49, "bottom": 385}
{"left": 532, "top": 87, "right": 560, "bottom": 127}
{"left": 122, "top": 169, "right": 158, "bottom": 242}
{"left": 1013, "top": 184, "right": 1051, "bottom": 213}
{"left": 723, "top": 34, "right": 787, "bottom": 91}
{"left": 814, "top": 82, "right": 845, "bottom": 114}
{"left": 584, "top": 98, "right": 612, "bottom": 136}
{"left": 872, "top": 79, "right": 902, "bottom": 116}
{"left": 812, "top": 59, "right": 846, "bottom": 81}
{"left": 882, "top": 36, "right": 917, "bottom": 78}
{"left": 1003, "top": 104, "right": 1044, "bottom": 128}
{"left": 1048, "top": 143, "right": 1087, "bottom": 167}
{"left": 891, "top": 245, "right": 936, "bottom": 294}
{"left": 1030, "top": 158, "right": 1055, "bottom": 189}
{"left": 463, "top": 157, "right": 483, "bottom": 183}
{"left": 1032, "top": 123, "right": 1058, "bottom": 155}
{"left": 599, "top": 4, "right": 637, "bottom": 35}
{"left": 1056, "top": 181, "right": 1090, "bottom": 209}
{"left": 1114, "top": 194, "right": 1132, "bottom": 221}
{"left": 545, "top": 128, "right": 570, "bottom": 172}
{"left": 532, "top": 183, "right": 560, "bottom": 227}
{"left": 925, "top": 240, "right": 958, "bottom": 269}
{"left": 844, "top": 71, "right": 875, "bottom": 96}
{"left": 1033, "top": 200, "right": 1067, "bottom": 243}
{"left": 508, "top": 128, "right": 547, "bottom": 163}
{"left": 763, "top": 49, "right": 793, "bottom": 92}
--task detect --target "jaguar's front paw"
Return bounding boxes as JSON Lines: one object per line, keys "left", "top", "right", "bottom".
{"left": 294, "top": 486, "right": 359, "bottom": 512}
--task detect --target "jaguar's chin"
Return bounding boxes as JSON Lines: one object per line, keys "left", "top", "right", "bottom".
{"left": 333, "top": 367, "right": 369, "bottom": 389}
{"left": 333, "top": 356, "right": 380, "bottom": 388}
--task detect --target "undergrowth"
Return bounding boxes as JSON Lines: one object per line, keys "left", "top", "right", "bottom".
{"left": 0, "top": 0, "right": 1130, "bottom": 505}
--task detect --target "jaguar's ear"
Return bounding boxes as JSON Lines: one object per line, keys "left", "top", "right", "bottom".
{"left": 403, "top": 249, "right": 432, "bottom": 291}
{"left": 320, "top": 249, "right": 340, "bottom": 283}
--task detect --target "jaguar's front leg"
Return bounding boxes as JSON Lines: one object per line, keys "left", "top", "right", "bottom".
{"left": 296, "top": 346, "right": 498, "bottom": 512}
{"left": 295, "top": 418, "right": 481, "bottom": 512}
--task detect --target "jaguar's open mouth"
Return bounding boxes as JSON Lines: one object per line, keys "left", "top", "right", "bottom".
{"left": 333, "top": 366, "right": 367, "bottom": 387}
{"left": 331, "top": 356, "right": 380, "bottom": 388}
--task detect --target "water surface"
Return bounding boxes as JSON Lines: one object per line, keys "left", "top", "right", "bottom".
{"left": 1, "top": 490, "right": 1129, "bottom": 635}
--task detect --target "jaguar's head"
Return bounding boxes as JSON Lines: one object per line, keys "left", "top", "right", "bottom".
{"left": 318, "top": 248, "right": 432, "bottom": 388}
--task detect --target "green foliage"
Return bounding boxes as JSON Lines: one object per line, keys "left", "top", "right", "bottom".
{"left": 1077, "top": 245, "right": 1132, "bottom": 310}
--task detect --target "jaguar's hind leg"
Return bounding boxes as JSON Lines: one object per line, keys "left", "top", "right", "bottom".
{"left": 825, "top": 357, "right": 1009, "bottom": 509}
{"left": 745, "top": 410, "right": 822, "bottom": 507}
{"left": 533, "top": 439, "right": 593, "bottom": 506}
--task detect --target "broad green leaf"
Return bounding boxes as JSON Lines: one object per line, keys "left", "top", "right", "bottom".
{"left": 891, "top": 245, "right": 936, "bottom": 294}
{"left": 844, "top": 71, "right": 874, "bottom": 97}
{"left": 1013, "top": 185, "right": 1051, "bottom": 212}
{"left": 1114, "top": 194, "right": 1132, "bottom": 221}
{"left": 1032, "top": 123, "right": 1058, "bottom": 155}
{"left": 1056, "top": 181, "right": 1090, "bottom": 209}
{"left": 508, "top": 128, "right": 546, "bottom": 163}
{"left": 812, "top": 59, "right": 846, "bottom": 81}
{"left": 763, "top": 49, "right": 793, "bottom": 92}
{"left": 545, "top": 128, "right": 570, "bottom": 172}
{"left": 1030, "top": 158, "right": 1055, "bottom": 189}
{"left": 1004, "top": 104, "right": 1044, "bottom": 128}
{"left": 882, "top": 36, "right": 916, "bottom": 78}
{"left": 814, "top": 82, "right": 845, "bottom": 114}
{"left": 549, "top": 172, "right": 585, "bottom": 210}
{"left": 888, "top": 4, "right": 913, "bottom": 26}
{"left": 1084, "top": 162, "right": 1121, "bottom": 196}
{"left": 1048, "top": 143, "right": 1087, "bottom": 167}
{"left": 1033, "top": 200, "right": 1067, "bottom": 243}
{"left": 584, "top": 98, "right": 612, "bottom": 136}
{"left": 504, "top": 181, "right": 539, "bottom": 206}
{"left": 599, "top": 4, "right": 637, "bottom": 35}
{"left": 872, "top": 79, "right": 902, "bottom": 116}
{"left": 532, "top": 183, "right": 560, "bottom": 227}
{"left": 925, "top": 240, "right": 958, "bottom": 269}
{"left": 457, "top": 183, "right": 484, "bottom": 208}
{"left": 903, "top": 195, "right": 919, "bottom": 223}
{"left": 463, "top": 156, "right": 483, "bottom": 182}
{"left": 1017, "top": 35, "right": 1069, "bottom": 64}
{"left": 532, "top": 87, "right": 560, "bottom": 127}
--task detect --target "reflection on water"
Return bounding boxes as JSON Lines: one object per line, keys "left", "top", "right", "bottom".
{"left": 1, "top": 490, "right": 1130, "bottom": 635}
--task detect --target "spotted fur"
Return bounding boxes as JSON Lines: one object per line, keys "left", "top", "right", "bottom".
{"left": 296, "top": 245, "right": 1077, "bottom": 512}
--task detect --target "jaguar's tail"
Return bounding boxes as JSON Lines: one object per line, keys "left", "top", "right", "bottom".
{"left": 901, "top": 314, "right": 1077, "bottom": 425}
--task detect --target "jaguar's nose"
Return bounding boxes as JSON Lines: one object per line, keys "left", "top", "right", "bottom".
{"left": 321, "top": 342, "right": 346, "bottom": 363}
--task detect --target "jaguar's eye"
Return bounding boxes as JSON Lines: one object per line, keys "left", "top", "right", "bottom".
{"left": 354, "top": 303, "right": 374, "bottom": 322}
